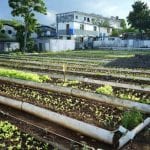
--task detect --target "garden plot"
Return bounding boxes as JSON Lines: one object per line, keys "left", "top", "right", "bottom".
{"left": 0, "top": 79, "right": 124, "bottom": 131}
{"left": 0, "top": 58, "right": 149, "bottom": 78}
{"left": 0, "top": 66, "right": 149, "bottom": 105}
{"left": 0, "top": 50, "right": 150, "bottom": 149}
{"left": 0, "top": 57, "right": 104, "bottom": 67}
{"left": 0, "top": 67, "right": 149, "bottom": 105}
{"left": 0, "top": 77, "right": 149, "bottom": 126}
{"left": 0, "top": 62, "right": 150, "bottom": 86}
{"left": 17, "top": 50, "right": 150, "bottom": 59}
{"left": 0, "top": 55, "right": 111, "bottom": 65}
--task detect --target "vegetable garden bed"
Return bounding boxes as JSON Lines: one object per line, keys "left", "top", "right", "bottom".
{"left": 0, "top": 79, "right": 124, "bottom": 131}
{"left": 0, "top": 77, "right": 149, "bottom": 128}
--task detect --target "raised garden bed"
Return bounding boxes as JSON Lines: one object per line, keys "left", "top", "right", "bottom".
{"left": 0, "top": 80, "right": 124, "bottom": 131}
{"left": 0, "top": 77, "right": 149, "bottom": 130}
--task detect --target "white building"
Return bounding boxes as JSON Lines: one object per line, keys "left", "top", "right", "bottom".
{"left": 35, "top": 25, "right": 75, "bottom": 51}
{"left": 56, "top": 11, "right": 122, "bottom": 48}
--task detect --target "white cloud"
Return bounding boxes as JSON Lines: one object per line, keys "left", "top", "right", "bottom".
{"left": 46, "top": 11, "right": 56, "bottom": 24}
{"left": 36, "top": 10, "right": 56, "bottom": 25}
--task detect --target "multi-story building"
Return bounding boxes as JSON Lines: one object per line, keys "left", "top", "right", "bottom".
{"left": 56, "top": 11, "right": 122, "bottom": 48}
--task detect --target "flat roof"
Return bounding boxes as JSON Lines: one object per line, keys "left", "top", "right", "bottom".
{"left": 56, "top": 11, "right": 121, "bottom": 21}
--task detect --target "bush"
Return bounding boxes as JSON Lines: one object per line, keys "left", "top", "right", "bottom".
{"left": 121, "top": 108, "right": 143, "bottom": 130}
{"left": 96, "top": 85, "right": 113, "bottom": 96}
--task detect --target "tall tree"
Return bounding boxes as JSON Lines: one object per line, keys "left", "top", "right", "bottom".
{"left": 8, "top": 0, "right": 47, "bottom": 52}
{"left": 101, "top": 20, "right": 110, "bottom": 28}
{"left": 127, "top": 0, "right": 150, "bottom": 33}
{"left": 15, "top": 25, "right": 25, "bottom": 50}
{"left": 120, "top": 19, "right": 126, "bottom": 29}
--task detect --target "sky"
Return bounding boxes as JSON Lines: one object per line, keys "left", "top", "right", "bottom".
{"left": 0, "top": 0, "right": 150, "bottom": 25}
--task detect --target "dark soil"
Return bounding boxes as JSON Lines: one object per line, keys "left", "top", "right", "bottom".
{"left": 105, "top": 55, "right": 150, "bottom": 69}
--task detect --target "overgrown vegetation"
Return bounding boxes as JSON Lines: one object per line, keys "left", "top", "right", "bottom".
{"left": 121, "top": 108, "right": 143, "bottom": 130}
{"left": 0, "top": 68, "right": 49, "bottom": 82}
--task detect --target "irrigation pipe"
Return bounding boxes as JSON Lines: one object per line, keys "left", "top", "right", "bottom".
{"left": 117, "top": 118, "right": 150, "bottom": 149}
{"left": 0, "top": 95, "right": 114, "bottom": 145}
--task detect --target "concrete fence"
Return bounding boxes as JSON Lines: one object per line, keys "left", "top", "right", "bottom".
{"left": 93, "top": 38, "right": 150, "bottom": 49}
{"left": 36, "top": 39, "right": 75, "bottom": 51}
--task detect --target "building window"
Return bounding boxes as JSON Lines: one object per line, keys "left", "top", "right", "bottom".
{"left": 8, "top": 30, "right": 12, "bottom": 34}
{"left": 66, "top": 24, "right": 70, "bottom": 35}
{"left": 94, "top": 26, "right": 97, "bottom": 31}
{"left": 67, "top": 37, "right": 71, "bottom": 40}
{"left": 1, "top": 30, "right": 5, "bottom": 34}
{"left": 107, "top": 28, "right": 110, "bottom": 33}
{"left": 76, "top": 16, "right": 78, "bottom": 19}
{"left": 7, "top": 43, "right": 10, "bottom": 48}
{"left": 84, "top": 17, "right": 86, "bottom": 21}
{"left": 80, "top": 37, "right": 84, "bottom": 43}
{"left": 87, "top": 18, "right": 90, "bottom": 22}
{"left": 91, "top": 18, "right": 95, "bottom": 23}
{"left": 80, "top": 24, "right": 84, "bottom": 30}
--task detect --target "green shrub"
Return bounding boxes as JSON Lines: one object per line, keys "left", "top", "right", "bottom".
{"left": 121, "top": 108, "right": 143, "bottom": 130}
{"left": 96, "top": 85, "right": 113, "bottom": 96}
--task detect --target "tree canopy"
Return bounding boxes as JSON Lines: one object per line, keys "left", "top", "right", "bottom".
{"left": 8, "top": 0, "right": 47, "bottom": 51}
{"left": 127, "top": 0, "right": 150, "bottom": 32}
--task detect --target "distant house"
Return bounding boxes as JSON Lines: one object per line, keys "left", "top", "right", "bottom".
{"left": 35, "top": 25, "right": 75, "bottom": 51}
{"left": 37, "top": 25, "right": 56, "bottom": 38}
{"left": 56, "top": 11, "right": 122, "bottom": 48}
{"left": 0, "top": 24, "right": 19, "bottom": 52}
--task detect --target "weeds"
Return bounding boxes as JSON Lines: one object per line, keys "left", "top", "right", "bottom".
{"left": 121, "top": 108, "right": 143, "bottom": 130}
